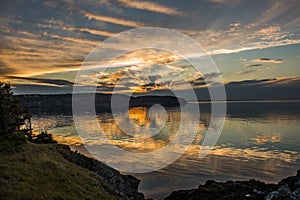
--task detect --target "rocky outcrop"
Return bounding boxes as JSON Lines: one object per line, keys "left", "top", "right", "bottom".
{"left": 164, "top": 170, "right": 300, "bottom": 200}
{"left": 55, "top": 144, "right": 144, "bottom": 200}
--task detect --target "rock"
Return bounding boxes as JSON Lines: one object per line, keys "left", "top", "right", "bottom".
{"left": 265, "top": 184, "right": 292, "bottom": 200}
{"left": 56, "top": 144, "right": 144, "bottom": 200}
{"left": 291, "top": 188, "right": 300, "bottom": 200}
{"left": 278, "top": 170, "right": 300, "bottom": 191}
{"left": 164, "top": 171, "right": 300, "bottom": 200}
{"left": 165, "top": 179, "right": 273, "bottom": 200}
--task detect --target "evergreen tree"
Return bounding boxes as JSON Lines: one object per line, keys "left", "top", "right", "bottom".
{"left": 0, "top": 82, "right": 32, "bottom": 136}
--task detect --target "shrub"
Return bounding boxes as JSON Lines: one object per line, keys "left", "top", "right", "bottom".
{"left": 30, "top": 131, "right": 57, "bottom": 144}
{"left": 0, "top": 82, "right": 32, "bottom": 136}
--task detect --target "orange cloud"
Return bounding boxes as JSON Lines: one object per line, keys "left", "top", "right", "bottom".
{"left": 81, "top": 11, "right": 145, "bottom": 27}
{"left": 62, "top": 27, "right": 116, "bottom": 37}
{"left": 251, "top": 58, "right": 283, "bottom": 64}
{"left": 117, "top": 0, "right": 183, "bottom": 15}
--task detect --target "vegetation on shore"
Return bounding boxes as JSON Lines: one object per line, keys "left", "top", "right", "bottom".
{"left": 0, "top": 142, "right": 117, "bottom": 200}
{"left": 0, "top": 82, "right": 118, "bottom": 199}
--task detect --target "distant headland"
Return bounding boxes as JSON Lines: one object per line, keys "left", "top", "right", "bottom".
{"left": 18, "top": 93, "right": 186, "bottom": 112}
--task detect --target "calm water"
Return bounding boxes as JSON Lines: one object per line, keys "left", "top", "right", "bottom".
{"left": 31, "top": 101, "right": 300, "bottom": 199}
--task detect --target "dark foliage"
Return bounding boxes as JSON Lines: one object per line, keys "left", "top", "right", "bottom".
{"left": 0, "top": 82, "right": 32, "bottom": 135}
{"left": 0, "top": 82, "right": 32, "bottom": 150}
{"left": 29, "top": 131, "right": 57, "bottom": 144}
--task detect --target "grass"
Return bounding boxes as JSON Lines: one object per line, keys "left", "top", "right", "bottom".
{"left": 0, "top": 142, "right": 117, "bottom": 200}
{"left": 0, "top": 132, "right": 27, "bottom": 153}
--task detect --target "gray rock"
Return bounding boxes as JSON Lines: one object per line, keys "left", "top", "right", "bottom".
{"left": 265, "top": 184, "right": 291, "bottom": 200}
{"left": 56, "top": 144, "right": 145, "bottom": 200}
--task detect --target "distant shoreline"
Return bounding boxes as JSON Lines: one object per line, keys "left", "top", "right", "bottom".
{"left": 17, "top": 93, "right": 300, "bottom": 106}
{"left": 191, "top": 99, "right": 300, "bottom": 103}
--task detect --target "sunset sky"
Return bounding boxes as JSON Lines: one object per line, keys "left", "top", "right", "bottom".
{"left": 0, "top": 0, "right": 300, "bottom": 96}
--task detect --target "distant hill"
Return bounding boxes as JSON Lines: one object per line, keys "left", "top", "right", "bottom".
{"left": 18, "top": 94, "right": 186, "bottom": 113}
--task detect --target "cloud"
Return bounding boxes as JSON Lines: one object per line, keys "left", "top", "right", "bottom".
{"left": 252, "top": 58, "right": 283, "bottom": 64}
{"left": 116, "top": 0, "right": 183, "bottom": 15}
{"left": 62, "top": 27, "right": 116, "bottom": 37}
{"left": 226, "top": 78, "right": 276, "bottom": 86}
{"left": 251, "top": 25, "right": 289, "bottom": 41}
{"left": 186, "top": 72, "right": 223, "bottom": 88}
{"left": 203, "top": 72, "right": 221, "bottom": 80}
{"left": 148, "top": 75, "right": 161, "bottom": 83}
{"left": 262, "top": 76, "right": 300, "bottom": 87}
{"left": 49, "top": 34, "right": 99, "bottom": 46}
{"left": 235, "top": 69, "right": 258, "bottom": 75}
{"left": 35, "top": 18, "right": 116, "bottom": 38}
{"left": 258, "top": 0, "right": 300, "bottom": 25}
{"left": 235, "top": 65, "right": 278, "bottom": 75}
{"left": 11, "top": 84, "right": 72, "bottom": 94}
{"left": 226, "top": 77, "right": 300, "bottom": 87}
{"left": 0, "top": 60, "right": 17, "bottom": 75}
{"left": 183, "top": 22, "right": 300, "bottom": 55}
{"left": 206, "top": 0, "right": 241, "bottom": 5}
{"left": 218, "top": 77, "right": 300, "bottom": 100}
{"left": 6, "top": 76, "right": 74, "bottom": 87}
{"left": 0, "top": 31, "right": 93, "bottom": 78}
{"left": 80, "top": 10, "right": 145, "bottom": 27}
{"left": 246, "top": 64, "right": 263, "bottom": 67}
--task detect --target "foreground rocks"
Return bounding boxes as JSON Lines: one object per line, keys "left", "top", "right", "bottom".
{"left": 56, "top": 144, "right": 145, "bottom": 200}
{"left": 165, "top": 170, "right": 300, "bottom": 200}
{"left": 54, "top": 144, "right": 300, "bottom": 200}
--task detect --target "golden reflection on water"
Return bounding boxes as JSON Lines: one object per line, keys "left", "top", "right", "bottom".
{"left": 97, "top": 107, "right": 185, "bottom": 152}
{"left": 128, "top": 107, "right": 150, "bottom": 126}
{"left": 32, "top": 106, "right": 300, "bottom": 164}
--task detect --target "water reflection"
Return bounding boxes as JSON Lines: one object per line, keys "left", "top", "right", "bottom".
{"left": 95, "top": 107, "right": 184, "bottom": 153}
{"left": 30, "top": 101, "right": 300, "bottom": 199}
{"left": 128, "top": 107, "right": 151, "bottom": 126}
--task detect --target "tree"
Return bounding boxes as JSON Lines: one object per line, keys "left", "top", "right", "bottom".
{"left": 0, "top": 82, "right": 32, "bottom": 136}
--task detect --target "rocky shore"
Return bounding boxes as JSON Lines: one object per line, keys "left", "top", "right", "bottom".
{"left": 57, "top": 143, "right": 300, "bottom": 200}
{"left": 3, "top": 138, "right": 299, "bottom": 200}
{"left": 164, "top": 170, "right": 300, "bottom": 200}
{"left": 56, "top": 144, "right": 145, "bottom": 200}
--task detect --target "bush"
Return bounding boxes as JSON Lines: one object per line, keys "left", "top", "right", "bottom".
{"left": 0, "top": 131, "right": 27, "bottom": 152}
{"left": 30, "top": 131, "right": 57, "bottom": 144}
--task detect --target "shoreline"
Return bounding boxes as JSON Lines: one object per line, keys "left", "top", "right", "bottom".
{"left": 164, "top": 171, "right": 300, "bottom": 200}
{"left": 1, "top": 140, "right": 300, "bottom": 200}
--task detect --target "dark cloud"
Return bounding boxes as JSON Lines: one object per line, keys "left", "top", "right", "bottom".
{"left": 12, "top": 84, "right": 72, "bottom": 94}
{"left": 186, "top": 72, "right": 222, "bottom": 87}
{"left": 203, "top": 72, "right": 221, "bottom": 80}
{"left": 224, "top": 77, "right": 300, "bottom": 100}
{"left": 53, "top": 63, "right": 82, "bottom": 67}
{"left": 260, "top": 58, "right": 271, "bottom": 61}
{"left": 191, "top": 77, "right": 300, "bottom": 101}
{"left": 0, "top": 60, "right": 18, "bottom": 76}
{"left": 226, "top": 78, "right": 275, "bottom": 86}
{"left": 124, "top": 82, "right": 139, "bottom": 87}
{"left": 235, "top": 69, "right": 258, "bottom": 75}
{"left": 247, "top": 64, "right": 263, "bottom": 67}
{"left": 6, "top": 76, "right": 74, "bottom": 86}
{"left": 252, "top": 58, "right": 283, "bottom": 64}
{"left": 191, "top": 81, "right": 207, "bottom": 86}
{"left": 148, "top": 75, "right": 161, "bottom": 83}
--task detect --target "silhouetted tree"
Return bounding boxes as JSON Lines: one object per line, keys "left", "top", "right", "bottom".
{"left": 0, "top": 82, "right": 32, "bottom": 136}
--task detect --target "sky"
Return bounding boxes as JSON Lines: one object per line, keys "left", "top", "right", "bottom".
{"left": 0, "top": 0, "right": 300, "bottom": 97}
